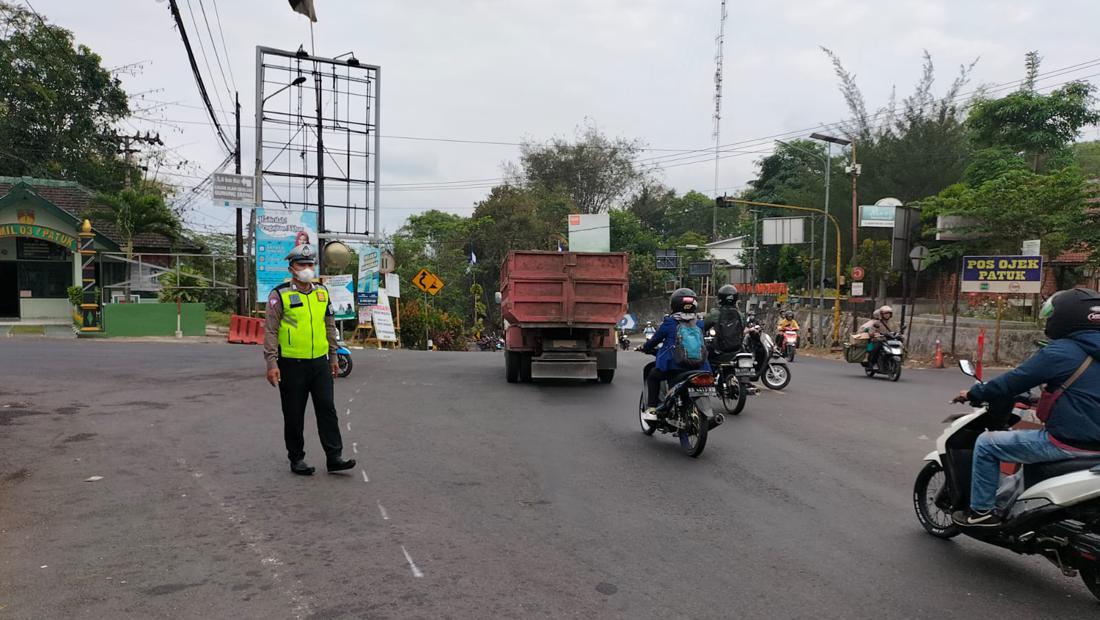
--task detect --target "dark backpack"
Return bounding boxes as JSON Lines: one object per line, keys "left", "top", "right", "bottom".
{"left": 714, "top": 308, "right": 744, "bottom": 353}
{"left": 672, "top": 318, "right": 706, "bottom": 368}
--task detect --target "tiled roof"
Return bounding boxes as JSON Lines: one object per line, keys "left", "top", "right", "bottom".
{"left": 0, "top": 177, "right": 198, "bottom": 252}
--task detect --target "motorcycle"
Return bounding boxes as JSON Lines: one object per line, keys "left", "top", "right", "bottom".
{"left": 637, "top": 350, "right": 722, "bottom": 457}
{"left": 863, "top": 332, "right": 904, "bottom": 381}
{"left": 706, "top": 329, "right": 756, "bottom": 415}
{"left": 912, "top": 359, "right": 1100, "bottom": 601}
{"left": 476, "top": 333, "right": 504, "bottom": 352}
{"left": 778, "top": 328, "right": 799, "bottom": 362}
{"left": 618, "top": 332, "right": 631, "bottom": 351}
{"left": 335, "top": 338, "right": 353, "bottom": 378}
{"left": 744, "top": 324, "right": 791, "bottom": 390}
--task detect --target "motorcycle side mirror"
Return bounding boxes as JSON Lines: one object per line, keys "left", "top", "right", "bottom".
{"left": 494, "top": 292, "right": 502, "bottom": 304}
{"left": 957, "top": 359, "right": 977, "bottom": 378}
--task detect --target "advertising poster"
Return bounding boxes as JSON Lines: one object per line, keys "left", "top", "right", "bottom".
{"left": 371, "top": 293, "right": 397, "bottom": 342}
{"left": 255, "top": 208, "right": 317, "bottom": 300}
{"left": 324, "top": 274, "right": 356, "bottom": 321}
{"left": 384, "top": 272, "right": 401, "bottom": 298}
{"left": 357, "top": 245, "right": 382, "bottom": 303}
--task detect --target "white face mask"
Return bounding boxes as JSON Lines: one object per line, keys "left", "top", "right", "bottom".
{"left": 292, "top": 267, "right": 315, "bottom": 282}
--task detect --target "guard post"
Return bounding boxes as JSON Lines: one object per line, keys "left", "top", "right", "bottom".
{"left": 78, "top": 219, "right": 102, "bottom": 333}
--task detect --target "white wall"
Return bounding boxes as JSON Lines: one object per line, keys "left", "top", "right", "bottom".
{"left": 20, "top": 298, "right": 71, "bottom": 319}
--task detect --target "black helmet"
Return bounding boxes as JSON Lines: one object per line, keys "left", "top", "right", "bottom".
{"left": 1040, "top": 287, "right": 1100, "bottom": 340}
{"left": 783, "top": 310, "right": 794, "bottom": 319}
{"left": 717, "top": 284, "right": 739, "bottom": 306}
{"left": 670, "top": 288, "right": 698, "bottom": 314}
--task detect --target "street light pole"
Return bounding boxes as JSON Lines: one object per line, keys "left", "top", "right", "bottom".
{"left": 820, "top": 143, "right": 831, "bottom": 344}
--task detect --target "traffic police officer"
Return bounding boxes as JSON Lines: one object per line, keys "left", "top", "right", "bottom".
{"left": 263, "top": 243, "right": 356, "bottom": 475}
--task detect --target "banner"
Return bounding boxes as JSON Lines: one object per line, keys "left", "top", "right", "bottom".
{"left": 371, "top": 292, "right": 397, "bottom": 342}
{"left": 961, "top": 256, "right": 1043, "bottom": 294}
{"left": 384, "top": 272, "right": 401, "bottom": 298}
{"left": 324, "top": 274, "right": 356, "bottom": 320}
{"left": 357, "top": 245, "right": 382, "bottom": 303}
{"left": 255, "top": 208, "right": 317, "bottom": 300}
{"left": 746, "top": 283, "right": 789, "bottom": 295}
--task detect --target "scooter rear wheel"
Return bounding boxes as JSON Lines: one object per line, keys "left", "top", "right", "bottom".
{"left": 720, "top": 374, "right": 747, "bottom": 415}
{"left": 913, "top": 461, "right": 960, "bottom": 539}
{"left": 337, "top": 353, "right": 353, "bottom": 378}
{"left": 638, "top": 392, "right": 656, "bottom": 436}
{"left": 678, "top": 402, "right": 708, "bottom": 457}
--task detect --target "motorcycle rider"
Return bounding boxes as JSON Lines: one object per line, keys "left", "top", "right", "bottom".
{"left": 776, "top": 310, "right": 800, "bottom": 348}
{"left": 707, "top": 284, "right": 745, "bottom": 360}
{"left": 859, "top": 305, "right": 894, "bottom": 368}
{"left": 641, "top": 288, "right": 710, "bottom": 421}
{"left": 951, "top": 288, "right": 1100, "bottom": 527}
{"left": 643, "top": 321, "right": 657, "bottom": 341}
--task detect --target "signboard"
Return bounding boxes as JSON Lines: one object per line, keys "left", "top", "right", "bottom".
{"left": 961, "top": 256, "right": 1043, "bottom": 294}
{"left": 384, "top": 272, "right": 401, "bottom": 298}
{"left": 254, "top": 208, "right": 317, "bottom": 300}
{"left": 379, "top": 250, "right": 396, "bottom": 274}
{"left": 688, "top": 261, "right": 713, "bottom": 277}
{"left": 412, "top": 268, "right": 444, "bottom": 295}
{"left": 851, "top": 266, "right": 865, "bottom": 281}
{"left": 358, "top": 305, "right": 372, "bottom": 325}
{"left": 618, "top": 314, "right": 637, "bottom": 331}
{"left": 910, "top": 245, "right": 929, "bottom": 272}
{"left": 859, "top": 205, "right": 895, "bottom": 228}
{"left": 762, "top": 217, "right": 805, "bottom": 245}
{"left": 891, "top": 205, "right": 921, "bottom": 271}
{"left": 324, "top": 274, "right": 356, "bottom": 320}
{"left": 357, "top": 245, "right": 382, "bottom": 300}
{"left": 1022, "top": 239, "right": 1041, "bottom": 256}
{"left": 212, "top": 173, "right": 256, "bottom": 209}
{"left": 357, "top": 292, "right": 378, "bottom": 306}
{"left": 850, "top": 281, "right": 865, "bottom": 297}
{"left": 568, "top": 213, "right": 610, "bottom": 252}
{"left": 0, "top": 223, "right": 78, "bottom": 251}
{"left": 656, "top": 248, "right": 678, "bottom": 270}
{"left": 371, "top": 292, "right": 397, "bottom": 342}
{"left": 745, "top": 283, "right": 789, "bottom": 295}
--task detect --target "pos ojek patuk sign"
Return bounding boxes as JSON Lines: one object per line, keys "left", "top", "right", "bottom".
{"left": 961, "top": 255, "right": 1043, "bottom": 294}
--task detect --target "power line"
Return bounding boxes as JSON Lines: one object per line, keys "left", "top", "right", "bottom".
{"left": 182, "top": 0, "right": 231, "bottom": 128}
{"left": 165, "top": 0, "right": 233, "bottom": 153}
{"left": 207, "top": 0, "right": 237, "bottom": 91}
{"left": 195, "top": 0, "right": 235, "bottom": 97}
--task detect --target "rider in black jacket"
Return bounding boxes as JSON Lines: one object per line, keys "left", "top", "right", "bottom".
{"left": 708, "top": 284, "right": 745, "bottom": 362}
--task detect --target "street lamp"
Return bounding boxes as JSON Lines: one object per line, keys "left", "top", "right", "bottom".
{"left": 262, "top": 75, "right": 306, "bottom": 105}
{"left": 808, "top": 133, "right": 850, "bottom": 343}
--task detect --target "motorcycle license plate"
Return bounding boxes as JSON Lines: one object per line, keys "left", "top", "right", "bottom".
{"left": 734, "top": 368, "right": 755, "bottom": 377}
{"left": 689, "top": 388, "right": 714, "bottom": 397}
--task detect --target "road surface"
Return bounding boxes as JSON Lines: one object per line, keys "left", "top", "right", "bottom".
{"left": 1, "top": 339, "right": 1096, "bottom": 618}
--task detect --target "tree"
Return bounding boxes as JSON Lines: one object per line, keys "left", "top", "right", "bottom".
{"left": 0, "top": 2, "right": 133, "bottom": 190}
{"left": 1072, "top": 140, "right": 1100, "bottom": 180}
{"left": 94, "top": 186, "right": 181, "bottom": 258}
{"left": 512, "top": 123, "right": 648, "bottom": 214}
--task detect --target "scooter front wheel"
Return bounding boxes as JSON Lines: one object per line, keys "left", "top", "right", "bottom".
{"left": 638, "top": 392, "right": 656, "bottom": 436}
{"left": 762, "top": 364, "right": 790, "bottom": 390}
{"left": 913, "top": 461, "right": 960, "bottom": 539}
{"left": 337, "top": 353, "right": 353, "bottom": 378}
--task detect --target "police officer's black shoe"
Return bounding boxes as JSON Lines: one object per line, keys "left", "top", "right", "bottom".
{"left": 327, "top": 457, "right": 356, "bottom": 472}
{"left": 290, "top": 460, "right": 315, "bottom": 476}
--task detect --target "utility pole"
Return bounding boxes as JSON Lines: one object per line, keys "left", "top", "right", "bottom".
{"left": 115, "top": 132, "right": 163, "bottom": 188}
{"left": 820, "top": 142, "right": 831, "bottom": 342}
{"left": 711, "top": 0, "right": 727, "bottom": 242}
{"left": 314, "top": 69, "right": 326, "bottom": 273}
{"left": 234, "top": 92, "right": 245, "bottom": 315}
{"left": 846, "top": 141, "right": 861, "bottom": 334}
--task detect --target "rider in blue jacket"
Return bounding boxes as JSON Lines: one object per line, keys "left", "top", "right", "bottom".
{"left": 641, "top": 288, "right": 711, "bottom": 421}
{"left": 953, "top": 287, "right": 1100, "bottom": 528}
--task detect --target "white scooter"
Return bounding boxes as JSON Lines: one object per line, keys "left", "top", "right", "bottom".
{"left": 912, "top": 359, "right": 1100, "bottom": 600}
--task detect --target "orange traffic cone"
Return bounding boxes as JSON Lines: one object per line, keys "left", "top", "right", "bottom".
{"left": 933, "top": 339, "right": 944, "bottom": 369}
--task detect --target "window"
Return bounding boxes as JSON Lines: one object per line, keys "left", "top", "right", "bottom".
{"left": 17, "top": 261, "right": 71, "bottom": 298}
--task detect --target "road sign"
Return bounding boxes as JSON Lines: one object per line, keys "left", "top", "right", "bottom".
{"left": 212, "top": 173, "right": 256, "bottom": 209}
{"left": 961, "top": 256, "right": 1043, "bottom": 294}
{"left": 910, "top": 245, "right": 930, "bottom": 272}
{"left": 851, "top": 282, "right": 864, "bottom": 296}
{"left": 851, "top": 266, "right": 865, "bottom": 281}
{"left": 688, "top": 261, "right": 713, "bottom": 277}
{"left": 656, "top": 249, "right": 678, "bottom": 270}
{"left": 413, "top": 268, "right": 445, "bottom": 296}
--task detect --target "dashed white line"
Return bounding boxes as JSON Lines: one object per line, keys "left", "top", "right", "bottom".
{"left": 352, "top": 442, "right": 358, "bottom": 454}
{"left": 345, "top": 408, "right": 351, "bottom": 416}
{"left": 355, "top": 387, "right": 361, "bottom": 394}
{"left": 348, "top": 397, "right": 355, "bottom": 403}
{"left": 360, "top": 469, "right": 370, "bottom": 483}
{"left": 401, "top": 546, "right": 424, "bottom": 578}
{"left": 377, "top": 501, "right": 389, "bottom": 520}
{"left": 346, "top": 422, "right": 351, "bottom": 431}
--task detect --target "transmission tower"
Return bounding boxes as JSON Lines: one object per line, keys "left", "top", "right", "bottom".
{"left": 711, "top": 0, "right": 727, "bottom": 241}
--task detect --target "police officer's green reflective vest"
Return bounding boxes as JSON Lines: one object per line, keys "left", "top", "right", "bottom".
{"left": 276, "top": 283, "right": 331, "bottom": 359}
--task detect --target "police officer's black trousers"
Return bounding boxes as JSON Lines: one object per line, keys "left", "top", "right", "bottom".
{"left": 277, "top": 356, "right": 343, "bottom": 462}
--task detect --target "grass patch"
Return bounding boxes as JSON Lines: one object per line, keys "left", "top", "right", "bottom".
{"left": 206, "top": 310, "right": 232, "bottom": 328}
{"left": 10, "top": 325, "right": 45, "bottom": 335}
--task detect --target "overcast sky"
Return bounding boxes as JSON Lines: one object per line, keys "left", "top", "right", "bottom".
{"left": 30, "top": 0, "right": 1100, "bottom": 236}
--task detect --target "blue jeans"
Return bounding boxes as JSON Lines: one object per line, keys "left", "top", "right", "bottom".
{"left": 970, "top": 429, "right": 1084, "bottom": 511}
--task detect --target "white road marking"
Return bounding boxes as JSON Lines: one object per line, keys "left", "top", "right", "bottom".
{"left": 345, "top": 408, "right": 350, "bottom": 416}
{"left": 377, "top": 501, "right": 389, "bottom": 520}
{"left": 355, "top": 387, "right": 361, "bottom": 394}
{"left": 346, "top": 422, "right": 351, "bottom": 431}
{"left": 401, "top": 546, "right": 424, "bottom": 578}
{"left": 361, "top": 469, "right": 369, "bottom": 483}
{"left": 348, "top": 397, "right": 354, "bottom": 403}
{"left": 352, "top": 442, "right": 358, "bottom": 454}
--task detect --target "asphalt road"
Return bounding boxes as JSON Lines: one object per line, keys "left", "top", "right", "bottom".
{"left": 1, "top": 339, "right": 1097, "bottom": 619}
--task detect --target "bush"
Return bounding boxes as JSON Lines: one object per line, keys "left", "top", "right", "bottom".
{"left": 400, "top": 299, "right": 469, "bottom": 351}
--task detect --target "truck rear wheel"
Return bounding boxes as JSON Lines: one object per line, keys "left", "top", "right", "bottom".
{"left": 598, "top": 369, "right": 614, "bottom": 384}
{"left": 505, "top": 351, "right": 519, "bottom": 383}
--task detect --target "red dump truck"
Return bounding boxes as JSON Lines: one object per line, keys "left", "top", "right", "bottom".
{"left": 498, "top": 250, "right": 629, "bottom": 383}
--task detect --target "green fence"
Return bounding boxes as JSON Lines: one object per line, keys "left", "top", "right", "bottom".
{"left": 102, "top": 302, "right": 206, "bottom": 337}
